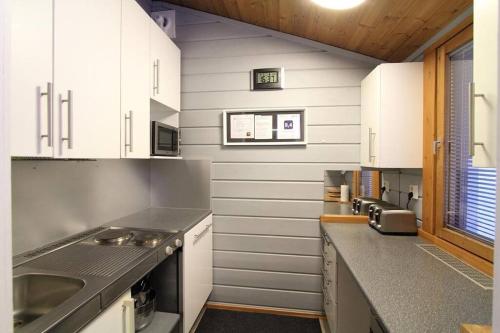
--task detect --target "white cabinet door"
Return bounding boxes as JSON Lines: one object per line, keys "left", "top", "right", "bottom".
{"left": 183, "top": 214, "right": 213, "bottom": 333}
{"left": 54, "top": 0, "right": 121, "bottom": 159}
{"left": 360, "top": 63, "right": 422, "bottom": 168}
{"left": 121, "top": 0, "right": 151, "bottom": 158}
{"left": 150, "top": 22, "right": 181, "bottom": 112}
{"left": 80, "top": 291, "right": 134, "bottom": 333}
{"left": 10, "top": 0, "right": 54, "bottom": 157}
{"left": 379, "top": 63, "right": 422, "bottom": 168}
{"left": 473, "top": 0, "right": 498, "bottom": 167}
{"left": 163, "top": 36, "right": 181, "bottom": 112}
{"left": 360, "top": 67, "right": 380, "bottom": 168}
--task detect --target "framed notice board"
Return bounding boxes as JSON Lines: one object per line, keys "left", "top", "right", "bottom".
{"left": 222, "top": 108, "right": 307, "bottom": 146}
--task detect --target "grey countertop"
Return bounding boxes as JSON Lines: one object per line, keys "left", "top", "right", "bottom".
{"left": 106, "top": 207, "right": 212, "bottom": 233}
{"left": 322, "top": 202, "right": 354, "bottom": 216}
{"left": 321, "top": 223, "right": 492, "bottom": 333}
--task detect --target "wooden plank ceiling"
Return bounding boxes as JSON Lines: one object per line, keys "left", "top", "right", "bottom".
{"left": 162, "top": 0, "right": 472, "bottom": 62}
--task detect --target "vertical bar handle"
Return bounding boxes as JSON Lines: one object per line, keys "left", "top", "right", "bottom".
{"left": 368, "top": 127, "right": 376, "bottom": 160}
{"left": 153, "top": 59, "right": 159, "bottom": 95}
{"left": 468, "top": 82, "right": 485, "bottom": 157}
{"left": 125, "top": 111, "right": 133, "bottom": 153}
{"left": 61, "top": 90, "right": 73, "bottom": 149}
{"left": 40, "top": 82, "right": 53, "bottom": 147}
{"left": 122, "top": 298, "right": 135, "bottom": 333}
{"left": 156, "top": 59, "right": 160, "bottom": 94}
{"left": 468, "top": 82, "right": 476, "bottom": 157}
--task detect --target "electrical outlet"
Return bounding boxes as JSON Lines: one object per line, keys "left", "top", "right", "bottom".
{"left": 383, "top": 180, "right": 390, "bottom": 192}
{"left": 409, "top": 185, "right": 419, "bottom": 198}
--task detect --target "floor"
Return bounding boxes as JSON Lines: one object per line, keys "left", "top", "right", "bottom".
{"left": 195, "top": 309, "right": 322, "bottom": 333}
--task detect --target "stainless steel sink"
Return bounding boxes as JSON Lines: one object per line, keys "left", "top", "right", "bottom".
{"left": 13, "top": 274, "right": 85, "bottom": 331}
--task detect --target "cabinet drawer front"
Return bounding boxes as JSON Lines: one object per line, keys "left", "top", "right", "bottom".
{"left": 323, "top": 292, "right": 337, "bottom": 333}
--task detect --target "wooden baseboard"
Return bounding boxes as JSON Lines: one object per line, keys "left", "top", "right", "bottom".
{"left": 418, "top": 229, "right": 493, "bottom": 276}
{"left": 205, "top": 302, "right": 326, "bottom": 319}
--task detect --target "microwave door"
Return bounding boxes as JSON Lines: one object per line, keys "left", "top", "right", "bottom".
{"left": 157, "top": 126, "right": 174, "bottom": 155}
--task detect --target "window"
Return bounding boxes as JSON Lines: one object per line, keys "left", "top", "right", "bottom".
{"left": 444, "top": 41, "right": 497, "bottom": 244}
{"left": 429, "top": 23, "right": 495, "bottom": 263}
{"left": 360, "top": 171, "right": 380, "bottom": 198}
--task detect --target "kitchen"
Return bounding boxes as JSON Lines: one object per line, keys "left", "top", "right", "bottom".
{"left": 0, "top": 0, "right": 499, "bottom": 332}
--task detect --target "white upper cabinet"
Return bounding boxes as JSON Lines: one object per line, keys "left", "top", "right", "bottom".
{"left": 360, "top": 63, "right": 423, "bottom": 168}
{"left": 54, "top": 0, "right": 121, "bottom": 159}
{"left": 150, "top": 21, "right": 181, "bottom": 112}
{"left": 10, "top": 0, "right": 181, "bottom": 158}
{"left": 121, "top": 0, "right": 151, "bottom": 158}
{"left": 472, "top": 0, "right": 497, "bottom": 167}
{"left": 10, "top": 0, "right": 54, "bottom": 157}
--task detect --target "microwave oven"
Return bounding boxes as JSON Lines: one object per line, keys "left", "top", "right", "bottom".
{"left": 151, "top": 121, "right": 179, "bottom": 156}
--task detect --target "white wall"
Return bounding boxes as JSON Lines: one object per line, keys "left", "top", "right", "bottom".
{"left": 154, "top": 3, "right": 376, "bottom": 311}
{"left": 0, "top": 0, "right": 13, "bottom": 330}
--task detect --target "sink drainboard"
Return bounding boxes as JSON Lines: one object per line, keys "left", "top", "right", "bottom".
{"left": 417, "top": 244, "right": 492, "bottom": 290}
{"left": 25, "top": 244, "right": 149, "bottom": 277}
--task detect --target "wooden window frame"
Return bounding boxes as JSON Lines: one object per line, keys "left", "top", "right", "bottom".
{"left": 421, "top": 18, "right": 494, "bottom": 275}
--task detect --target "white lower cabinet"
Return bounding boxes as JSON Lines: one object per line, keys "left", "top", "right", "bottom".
{"left": 182, "top": 214, "right": 213, "bottom": 333}
{"left": 79, "top": 290, "right": 135, "bottom": 333}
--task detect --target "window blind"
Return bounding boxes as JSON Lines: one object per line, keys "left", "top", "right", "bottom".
{"left": 361, "top": 171, "right": 373, "bottom": 197}
{"left": 444, "top": 41, "right": 497, "bottom": 244}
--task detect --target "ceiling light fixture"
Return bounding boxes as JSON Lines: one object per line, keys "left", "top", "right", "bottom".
{"left": 311, "top": 0, "right": 365, "bottom": 10}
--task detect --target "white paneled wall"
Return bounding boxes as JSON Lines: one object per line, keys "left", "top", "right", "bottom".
{"left": 156, "top": 3, "right": 376, "bottom": 311}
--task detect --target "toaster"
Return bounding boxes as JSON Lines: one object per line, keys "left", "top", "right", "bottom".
{"left": 352, "top": 197, "right": 384, "bottom": 215}
{"left": 368, "top": 203, "right": 399, "bottom": 228}
{"left": 373, "top": 209, "right": 418, "bottom": 235}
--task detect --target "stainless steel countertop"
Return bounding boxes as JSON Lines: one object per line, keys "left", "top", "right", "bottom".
{"left": 105, "top": 207, "right": 212, "bottom": 232}
{"left": 321, "top": 223, "right": 492, "bottom": 333}
{"left": 13, "top": 207, "right": 211, "bottom": 333}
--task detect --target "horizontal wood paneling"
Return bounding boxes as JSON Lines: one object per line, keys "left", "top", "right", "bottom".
{"left": 173, "top": 12, "right": 369, "bottom": 311}
{"left": 181, "top": 87, "right": 360, "bottom": 110}
{"left": 214, "top": 234, "right": 321, "bottom": 256}
{"left": 181, "top": 51, "right": 371, "bottom": 75}
{"left": 180, "top": 125, "right": 360, "bottom": 145}
{"left": 213, "top": 216, "right": 320, "bottom": 237}
{"left": 209, "top": 285, "right": 322, "bottom": 311}
{"left": 178, "top": 36, "right": 317, "bottom": 59}
{"left": 180, "top": 106, "right": 360, "bottom": 127}
{"left": 213, "top": 251, "right": 322, "bottom": 274}
{"left": 176, "top": 22, "right": 265, "bottom": 42}
{"left": 213, "top": 181, "right": 323, "bottom": 200}
{"left": 181, "top": 144, "right": 360, "bottom": 163}
{"left": 212, "top": 163, "right": 357, "bottom": 181}
{"left": 213, "top": 198, "right": 323, "bottom": 218}
{"left": 181, "top": 68, "right": 369, "bottom": 92}
{"left": 214, "top": 268, "right": 322, "bottom": 292}
{"left": 308, "top": 125, "right": 360, "bottom": 144}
